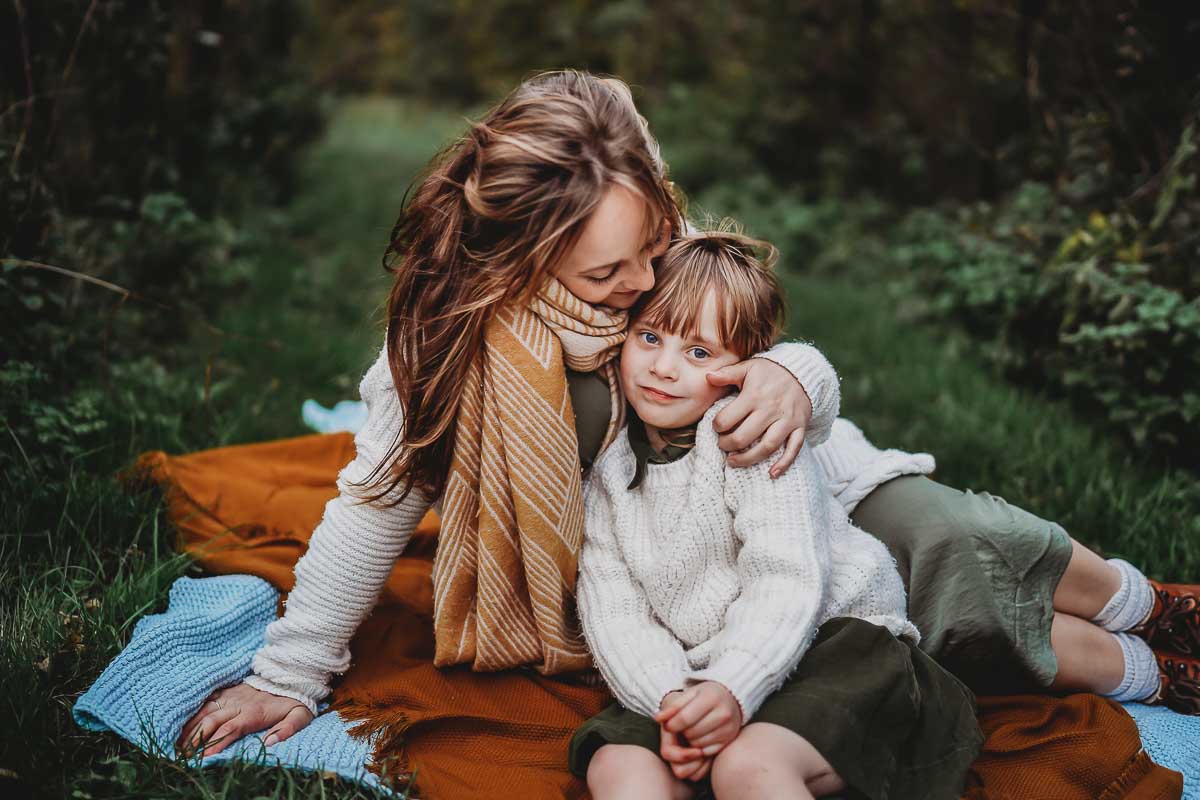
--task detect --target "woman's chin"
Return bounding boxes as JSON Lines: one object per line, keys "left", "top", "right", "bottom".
{"left": 601, "top": 290, "right": 642, "bottom": 309}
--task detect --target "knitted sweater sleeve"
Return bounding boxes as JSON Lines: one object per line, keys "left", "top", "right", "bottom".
{"left": 687, "top": 439, "right": 833, "bottom": 721}
{"left": 577, "top": 471, "right": 691, "bottom": 719}
{"left": 755, "top": 341, "right": 841, "bottom": 447}
{"left": 244, "top": 344, "right": 431, "bottom": 714}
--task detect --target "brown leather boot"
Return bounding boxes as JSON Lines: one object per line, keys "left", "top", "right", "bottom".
{"left": 1150, "top": 650, "right": 1200, "bottom": 714}
{"left": 1134, "top": 580, "right": 1200, "bottom": 656}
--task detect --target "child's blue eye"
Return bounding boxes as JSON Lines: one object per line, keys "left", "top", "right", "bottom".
{"left": 689, "top": 347, "right": 710, "bottom": 360}
{"left": 639, "top": 331, "right": 659, "bottom": 345}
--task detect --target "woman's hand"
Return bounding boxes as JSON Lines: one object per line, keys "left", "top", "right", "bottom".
{"left": 176, "top": 682, "right": 314, "bottom": 757}
{"left": 706, "top": 358, "right": 813, "bottom": 477}
{"left": 655, "top": 681, "right": 743, "bottom": 757}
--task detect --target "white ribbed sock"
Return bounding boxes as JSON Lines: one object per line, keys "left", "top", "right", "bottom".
{"left": 1101, "top": 632, "right": 1161, "bottom": 703}
{"left": 1092, "top": 558, "right": 1156, "bottom": 632}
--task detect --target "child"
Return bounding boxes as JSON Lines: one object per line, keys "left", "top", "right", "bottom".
{"left": 569, "top": 230, "right": 984, "bottom": 800}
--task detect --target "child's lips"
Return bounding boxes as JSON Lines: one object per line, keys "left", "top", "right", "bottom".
{"left": 641, "top": 386, "right": 681, "bottom": 402}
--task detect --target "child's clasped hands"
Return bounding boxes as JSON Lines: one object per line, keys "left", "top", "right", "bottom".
{"left": 654, "top": 681, "right": 743, "bottom": 782}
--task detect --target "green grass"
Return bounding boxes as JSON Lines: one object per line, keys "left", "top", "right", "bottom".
{"left": 1, "top": 97, "right": 462, "bottom": 800}
{"left": 3, "top": 95, "right": 1198, "bottom": 798}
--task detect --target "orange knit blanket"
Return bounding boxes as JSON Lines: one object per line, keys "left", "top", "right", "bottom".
{"left": 124, "top": 431, "right": 1182, "bottom": 799}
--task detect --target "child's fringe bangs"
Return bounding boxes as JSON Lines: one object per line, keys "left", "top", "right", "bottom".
{"left": 636, "top": 225, "right": 784, "bottom": 358}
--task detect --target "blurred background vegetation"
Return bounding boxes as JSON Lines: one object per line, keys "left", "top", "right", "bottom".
{"left": 2, "top": 1, "right": 1199, "bottom": 797}
{"left": 6, "top": 0, "right": 1200, "bottom": 473}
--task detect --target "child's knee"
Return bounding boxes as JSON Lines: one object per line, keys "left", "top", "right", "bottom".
{"left": 711, "top": 723, "right": 832, "bottom": 789}
{"left": 586, "top": 743, "right": 635, "bottom": 782}
{"left": 586, "top": 743, "right": 670, "bottom": 793}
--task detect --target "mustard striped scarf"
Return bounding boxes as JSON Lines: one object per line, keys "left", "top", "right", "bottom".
{"left": 432, "top": 278, "right": 626, "bottom": 673}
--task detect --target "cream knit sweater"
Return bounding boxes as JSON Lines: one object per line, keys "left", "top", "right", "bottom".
{"left": 578, "top": 398, "right": 920, "bottom": 721}
{"left": 245, "top": 339, "right": 931, "bottom": 714}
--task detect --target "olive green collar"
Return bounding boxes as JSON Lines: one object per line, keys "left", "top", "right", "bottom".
{"left": 626, "top": 413, "right": 698, "bottom": 490}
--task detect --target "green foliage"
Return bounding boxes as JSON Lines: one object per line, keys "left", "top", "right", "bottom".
{"left": 886, "top": 122, "right": 1200, "bottom": 460}
{"left": 0, "top": 98, "right": 459, "bottom": 798}
{"left": 728, "top": 118, "right": 1200, "bottom": 465}
{"left": 0, "top": 0, "right": 328, "bottom": 535}
{"left": 302, "top": 1, "right": 1200, "bottom": 208}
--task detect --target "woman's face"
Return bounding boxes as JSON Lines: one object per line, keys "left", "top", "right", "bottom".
{"left": 555, "top": 184, "right": 670, "bottom": 310}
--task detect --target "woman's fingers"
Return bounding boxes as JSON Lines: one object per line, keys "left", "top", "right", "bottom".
{"left": 770, "top": 427, "right": 807, "bottom": 478}
{"left": 717, "top": 409, "right": 773, "bottom": 459}
{"left": 714, "top": 356, "right": 813, "bottom": 467}
{"left": 177, "top": 709, "right": 211, "bottom": 750}
{"left": 263, "top": 704, "right": 313, "bottom": 747}
{"left": 178, "top": 694, "right": 226, "bottom": 748}
{"left": 199, "top": 712, "right": 247, "bottom": 757}
{"left": 711, "top": 391, "right": 754, "bottom": 438}
{"left": 177, "top": 683, "right": 314, "bottom": 757}
{"left": 726, "top": 417, "right": 790, "bottom": 469}
{"left": 705, "top": 362, "right": 751, "bottom": 392}
{"left": 177, "top": 701, "right": 229, "bottom": 750}
{"left": 179, "top": 706, "right": 239, "bottom": 755}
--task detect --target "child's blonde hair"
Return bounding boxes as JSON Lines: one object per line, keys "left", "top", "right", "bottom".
{"left": 633, "top": 225, "right": 785, "bottom": 358}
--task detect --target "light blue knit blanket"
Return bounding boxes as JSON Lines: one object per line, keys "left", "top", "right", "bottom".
{"left": 76, "top": 574, "right": 1200, "bottom": 796}
{"left": 1128, "top": 703, "right": 1200, "bottom": 798}
{"left": 73, "top": 575, "right": 383, "bottom": 790}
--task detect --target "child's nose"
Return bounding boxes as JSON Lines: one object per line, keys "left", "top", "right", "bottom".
{"left": 651, "top": 351, "right": 678, "bottom": 379}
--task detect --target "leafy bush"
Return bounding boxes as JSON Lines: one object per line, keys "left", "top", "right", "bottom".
{"left": 766, "top": 126, "right": 1200, "bottom": 464}
{"left": 0, "top": 1, "right": 326, "bottom": 550}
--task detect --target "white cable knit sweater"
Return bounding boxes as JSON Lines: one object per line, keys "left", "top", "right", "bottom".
{"left": 577, "top": 398, "right": 920, "bottom": 721}
{"left": 245, "top": 338, "right": 852, "bottom": 713}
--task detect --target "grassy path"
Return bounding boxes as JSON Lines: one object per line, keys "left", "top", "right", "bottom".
{"left": 3, "top": 97, "right": 1196, "bottom": 799}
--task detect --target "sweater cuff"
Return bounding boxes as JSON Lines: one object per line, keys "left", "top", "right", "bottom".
{"left": 243, "top": 673, "right": 322, "bottom": 717}
{"left": 688, "top": 649, "right": 778, "bottom": 723}
{"left": 755, "top": 342, "right": 840, "bottom": 447}
{"left": 596, "top": 648, "right": 689, "bottom": 719}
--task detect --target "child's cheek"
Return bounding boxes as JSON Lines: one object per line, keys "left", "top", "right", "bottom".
{"left": 696, "top": 379, "right": 732, "bottom": 410}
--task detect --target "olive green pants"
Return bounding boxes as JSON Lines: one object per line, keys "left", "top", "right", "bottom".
{"left": 850, "top": 475, "right": 1074, "bottom": 693}
{"left": 570, "top": 619, "right": 983, "bottom": 800}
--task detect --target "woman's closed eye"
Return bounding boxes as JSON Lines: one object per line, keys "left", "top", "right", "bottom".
{"left": 585, "top": 266, "right": 619, "bottom": 284}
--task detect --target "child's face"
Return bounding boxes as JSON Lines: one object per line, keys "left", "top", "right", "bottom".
{"left": 620, "top": 289, "right": 742, "bottom": 430}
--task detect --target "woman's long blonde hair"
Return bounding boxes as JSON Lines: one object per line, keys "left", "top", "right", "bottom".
{"left": 355, "top": 70, "right": 683, "bottom": 504}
